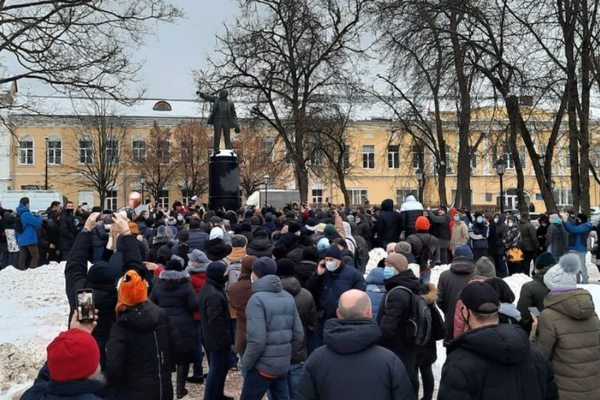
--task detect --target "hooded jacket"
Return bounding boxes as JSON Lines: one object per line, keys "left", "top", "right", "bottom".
{"left": 399, "top": 195, "right": 424, "bottom": 237}
{"left": 518, "top": 218, "right": 539, "bottom": 253}
{"left": 296, "top": 318, "right": 415, "bottom": 400}
{"left": 366, "top": 267, "right": 386, "bottom": 320}
{"left": 536, "top": 289, "right": 600, "bottom": 400}
{"left": 563, "top": 220, "right": 592, "bottom": 253}
{"left": 105, "top": 301, "right": 176, "bottom": 400}
{"left": 198, "top": 276, "right": 233, "bottom": 352}
{"left": 280, "top": 275, "right": 317, "bottom": 363}
{"left": 247, "top": 233, "right": 273, "bottom": 258}
{"left": 437, "top": 257, "right": 475, "bottom": 341}
{"left": 187, "top": 228, "right": 209, "bottom": 252}
{"left": 229, "top": 260, "right": 253, "bottom": 354}
{"left": 149, "top": 270, "right": 198, "bottom": 363}
{"left": 517, "top": 265, "right": 552, "bottom": 333}
{"left": 545, "top": 223, "right": 569, "bottom": 259}
{"left": 489, "top": 215, "right": 508, "bottom": 255}
{"left": 439, "top": 324, "right": 557, "bottom": 400}
{"left": 450, "top": 220, "right": 469, "bottom": 252}
{"left": 15, "top": 203, "right": 42, "bottom": 247}
{"left": 376, "top": 199, "right": 402, "bottom": 247}
{"left": 242, "top": 275, "right": 304, "bottom": 376}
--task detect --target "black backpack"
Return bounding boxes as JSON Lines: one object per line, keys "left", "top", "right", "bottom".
{"left": 14, "top": 212, "right": 24, "bottom": 234}
{"left": 384, "top": 286, "right": 432, "bottom": 347}
{"left": 414, "top": 234, "right": 433, "bottom": 269}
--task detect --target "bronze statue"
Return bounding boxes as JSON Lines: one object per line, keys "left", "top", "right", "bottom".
{"left": 198, "top": 89, "right": 240, "bottom": 153}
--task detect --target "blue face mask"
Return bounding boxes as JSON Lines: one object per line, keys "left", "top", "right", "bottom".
{"left": 383, "top": 266, "right": 396, "bottom": 280}
{"left": 476, "top": 216, "right": 483, "bottom": 224}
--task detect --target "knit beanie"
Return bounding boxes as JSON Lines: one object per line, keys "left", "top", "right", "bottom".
{"left": 386, "top": 253, "right": 408, "bottom": 272}
{"left": 317, "top": 237, "right": 330, "bottom": 252}
{"left": 206, "top": 261, "right": 227, "bottom": 281}
{"left": 535, "top": 252, "right": 557, "bottom": 269}
{"left": 288, "top": 222, "right": 301, "bottom": 234}
{"left": 324, "top": 224, "right": 337, "bottom": 236}
{"left": 276, "top": 258, "right": 295, "bottom": 277}
{"left": 474, "top": 256, "right": 496, "bottom": 278}
{"left": 324, "top": 245, "right": 342, "bottom": 261}
{"left": 116, "top": 270, "right": 148, "bottom": 314}
{"left": 188, "top": 249, "right": 210, "bottom": 265}
{"left": 454, "top": 245, "right": 474, "bottom": 260}
{"left": 165, "top": 257, "right": 184, "bottom": 271}
{"left": 415, "top": 216, "right": 430, "bottom": 232}
{"left": 544, "top": 254, "right": 581, "bottom": 290}
{"left": 252, "top": 257, "right": 277, "bottom": 278}
{"left": 395, "top": 242, "right": 412, "bottom": 254}
{"left": 241, "top": 255, "right": 258, "bottom": 273}
{"left": 157, "top": 245, "right": 173, "bottom": 263}
{"left": 210, "top": 227, "right": 224, "bottom": 240}
{"left": 315, "top": 223, "right": 326, "bottom": 234}
{"left": 47, "top": 329, "right": 100, "bottom": 382}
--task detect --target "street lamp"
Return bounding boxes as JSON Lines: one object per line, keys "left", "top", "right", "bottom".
{"left": 140, "top": 174, "right": 145, "bottom": 204}
{"left": 263, "top": 174, "right": 271, "bottom": 207}
{"left": 415, "top": 168, "right": 424, "bottom": 202}
{"left": 495, "top": 158, "right": 507, "bottom": 214}
{"left": 45, "top": 137, "right": 49, "bottom": 190}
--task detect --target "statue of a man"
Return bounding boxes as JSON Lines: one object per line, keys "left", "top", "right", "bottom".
{"left": 198, "top": 89, "right": 241, "bottom": 154}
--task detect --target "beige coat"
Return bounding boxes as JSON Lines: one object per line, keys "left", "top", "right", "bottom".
{"left": 536, "top": 289, "right": 600, "bottom": 400}
{"left": 449, "top": 222, "right": 469, "bottom": 252}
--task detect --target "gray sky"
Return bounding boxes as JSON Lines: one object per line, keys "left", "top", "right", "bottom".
{"left": 9, "top": 0, "right": 240, "bottom": 100}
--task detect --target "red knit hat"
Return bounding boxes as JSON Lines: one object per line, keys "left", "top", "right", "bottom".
{"left": 415, "top": 216, "right": 430, "bottom": 232}
{"left": 47, "top": 328, "right": 100, "bottom": 382}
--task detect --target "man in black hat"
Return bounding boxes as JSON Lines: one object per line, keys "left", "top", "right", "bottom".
{"left": 438, "top": 282, "right": 558, "bottom": 400}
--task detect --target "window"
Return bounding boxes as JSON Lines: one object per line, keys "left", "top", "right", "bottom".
{"left": 593, "top": 145, "right": 600, "bottom": 168}
{"left": 261, "top": 137, "right": 276, "bottom": 164}
{"left": 132, "top": 139, "right": 146, "bottom": 163}
{"left": 47, "top": 137, "right": 62, "bottom": 165}
{"left": 79, "top": 138, "right": 93, "bottom": 164}
{"left": 19, "top": 137, "right": 34, "bottom": 165}
{"left": 153, "top": 101, "right": 172, "bottom": 111}
{"left": 396, "top": 188, "right": 418, "bottom": 206}
{"left": 485, "top": 193, "right": 493, "bottom": 202}
{"left": 342, "top": 149, "right": 350, "bottom": 170}
{"left": 349, "top": 189, "right": 368, "bottom": 205}
{"left": 105, "top": 138, "right": 119, "bottom": 164}
{"left": 362, "top": 145, "right": 375, "bottom": 169}
{"left": 312, "top": 189, "right": 323, "bottom": 204}
{"left": 311, "top": 148, "right": 323, "bottom": 166}
{"left": 157, "top": 190, "right": 169, "bottom": 209}
{"left": 388, "top": 145, "right": 400, "bottom": 169}
{"left": 519, "top": 146, "right": 526, "bottom": 169}
{"left": 105, "top": 190, "right": 118, "bottom": 211}
{"left": 156, "top": 139, "right": 170, "bottom": 162}
{"left": 553, "top": 188, "right": 573, "bottom": 206}
{"left": 445, "top": 144, "right": 452, "bottom": 173}
{"left": 469, "top": 146, "right": 477, "bottom": 169}
{"left": 181, "top": 187, "right": 193, "bottom": 206}
{"left": 412, "top": 144, "right": 424, "bottom": 168}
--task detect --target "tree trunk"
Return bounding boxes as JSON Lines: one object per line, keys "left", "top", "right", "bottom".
{"left": 578, "top": 0, "right": 592, "bottom": 215}
{"left": 337, "top": 166, "right": 351, "bottom": 209}
{"left": 295, "top": 164, "right": 309, "bottom": 204}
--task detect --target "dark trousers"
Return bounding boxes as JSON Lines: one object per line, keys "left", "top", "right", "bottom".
{"left": 416, "top": 363, "right": 434, "bottom": 400}
{"left": 213, "top": 119, "right": 232, "bottom": 152}
{"left": 493, "top": 254, "right": 508, "bottom": 277}
{"left": 204, "top": 349, "right": 229, "bottom": 400}
{"left": 192, "top": 321, "right": 205, "bottom": 378}
{"left": 18, "top": 245, "right": 39, "bottom": 270}
{"left": 241, "top": 368, "right": 289, "bottom": 400}
{"left": 522, "top": 251, "right": 536, "bottom": 276}
{"left": 507, "top": 261, "right": 522, "bottom": 275}
{"left": 472, "top": 248, "right": 488, "bottom": 262}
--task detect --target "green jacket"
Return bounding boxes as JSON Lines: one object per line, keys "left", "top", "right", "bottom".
{"left": 518, "top": 219, "right": 539, "bottom": 252}
{"left": 537, "top": 289, "right": 600, "bottom": 400}
{"left": 516, "top": 266, "right": 551, "bottom": 333}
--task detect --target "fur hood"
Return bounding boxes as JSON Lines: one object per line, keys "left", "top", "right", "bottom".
{"left": 158, "top": 269, "right": 190, "bottom": 282}
{"left": 421, "top": 282, "right": 438, "bottom": 305}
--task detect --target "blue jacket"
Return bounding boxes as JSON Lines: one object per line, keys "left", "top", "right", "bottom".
{"left": 365, "top": 268, "right": 385, "bottom": 319}
{"left": 16, "top": 203, "right": 42, "bottom": 247}
{"left": 469, "top": 223, "right": 489, "bottom": 250}
{"left": 564, "top": 220, "right": 592, "bottom": 253}
{"left": 21, "top": 364, "right": 106, "bottom": 400}
{"left": 307, "top": 264, "right": 366, "bottom": 321}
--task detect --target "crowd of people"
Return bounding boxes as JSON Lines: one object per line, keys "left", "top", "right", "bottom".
{"left": 2, "top": 194, "right": 600, "bottom": 399}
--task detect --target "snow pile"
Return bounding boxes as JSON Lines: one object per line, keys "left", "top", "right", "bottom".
{"left": 0, "top": 263, "right": 69, "bottom": 400}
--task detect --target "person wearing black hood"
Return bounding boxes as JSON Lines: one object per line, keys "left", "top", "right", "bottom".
{"left": 375, "top": 199, "right": 401, "bottom": 248}
{"left": 59, "top": 201, "right": 78, "bottom": 261}
{"left": 297, "top": 290, "right": 415, "bottom": 400}
{"left": 488, "top": 213, "right": 508, "bottom": 277}
{"left": 150, "top": 258, "right": 198, "bottom": 399}
{"left": 187, "top": 218, "right": 209, "bottom": 252}
{"left": 438, "top": 282, "right": 557, "bottom": 400}
{"left": 247, "top": 227, "right": 273, "bottom": 258}
{"left": 198, "top": 262, "right": 234, "bottom": 400}
{"left": 377, "top": 252, "right": 423, "bottom": 392}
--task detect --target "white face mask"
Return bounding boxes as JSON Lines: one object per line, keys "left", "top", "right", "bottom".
{"left": 325, "top": 260, "right": 338, "bottom": 272}
{"left": 508, "top": 221, "right": 514, "bottom": 227}
{"left": 493, "top": 217, "right": 499, "bottom": 224}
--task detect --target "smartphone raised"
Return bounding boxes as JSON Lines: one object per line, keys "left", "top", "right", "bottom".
{"left": 528, "top": 306, "right": 541, "bottom": 318}
{"left": 76, "top": 289, "right": 95, "bottom": 323}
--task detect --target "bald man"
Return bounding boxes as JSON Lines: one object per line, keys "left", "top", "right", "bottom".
{"left": 297, "top": 290, "right": 415, "bottom": 400}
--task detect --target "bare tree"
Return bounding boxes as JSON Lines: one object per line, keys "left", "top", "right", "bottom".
{"left": 70, "top": 99, "right": 129, "bottom": 207}
{"left": 173, "top": 122, "right": 211, "bottom": 201}
{"left": 138, "top": 122, "right": 179, "bottom": 203}
{"left": 197, "top": 0, "right": 371, "bottom": 202}
{"left": 0, "top": 1, "right": 180, "bottom": 102}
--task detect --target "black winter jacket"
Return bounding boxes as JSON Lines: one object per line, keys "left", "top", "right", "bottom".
{"left": 376, "top": 199, "right": 402, "bottom": 247}
{"left": 247, "top": 235, "right": 273, "bottom": 258}
{"left": 187, "top": 228, "right": 208, "bottom": 252}
{"left": 198, "top": 277, "right": 233, "bottom": 352}
{"left": 64, "top": 231, "right": 118, "bottom": 368}
{"left": 297, "top": 318, "right": 415, "bottom": 400}
{"left": 59, "top": 211, "right": 78, "bottom": 251}
{"left": 281, "top": 276, "right": 317, "bottom": 363}
{"left": 150, "top": 270, "right": 199, "bottom": 363}
{"left": 438, "top": 324, "right": 558, "bottom": 400}
{"left": 105, "top": 301, "right": 176, "bottom": 400}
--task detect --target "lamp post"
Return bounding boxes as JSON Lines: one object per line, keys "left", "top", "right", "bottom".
{"left": 263, "top": 174, "right": 271, "bottom": 207}
{"left": 495, "top": 158, "right": 507, "bottom": 214}
{"left": 44, "top": 137, "right": 49, "bottom": 190}
{"left": 140, "top": 174, "right": 145, "bottom": 204}
{"left": 416, "top": 168, "right": 424, "bottom": 203}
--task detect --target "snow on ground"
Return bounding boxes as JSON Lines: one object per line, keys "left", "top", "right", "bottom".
{"left": 1, "top": 257, "right": 599, "bottom": 399}
{"left": 0, "top": 263, "right": 69, "bottom": 400}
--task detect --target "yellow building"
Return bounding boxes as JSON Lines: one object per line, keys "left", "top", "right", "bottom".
{"left": 6, "top": 95, "right": 600, "bottom": 211}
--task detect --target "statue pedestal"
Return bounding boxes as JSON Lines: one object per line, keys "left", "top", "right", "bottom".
{"left": 209, "top": 150, "right": 241, "bottom": 211}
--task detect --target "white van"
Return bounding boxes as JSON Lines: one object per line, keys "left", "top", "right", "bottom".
{"left": 0, "top": 190, "right": 65, "bottom": 213}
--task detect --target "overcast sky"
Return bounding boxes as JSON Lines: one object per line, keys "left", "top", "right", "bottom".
{"left": 9, "top": 0, "right": 240, "bottom": 100}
